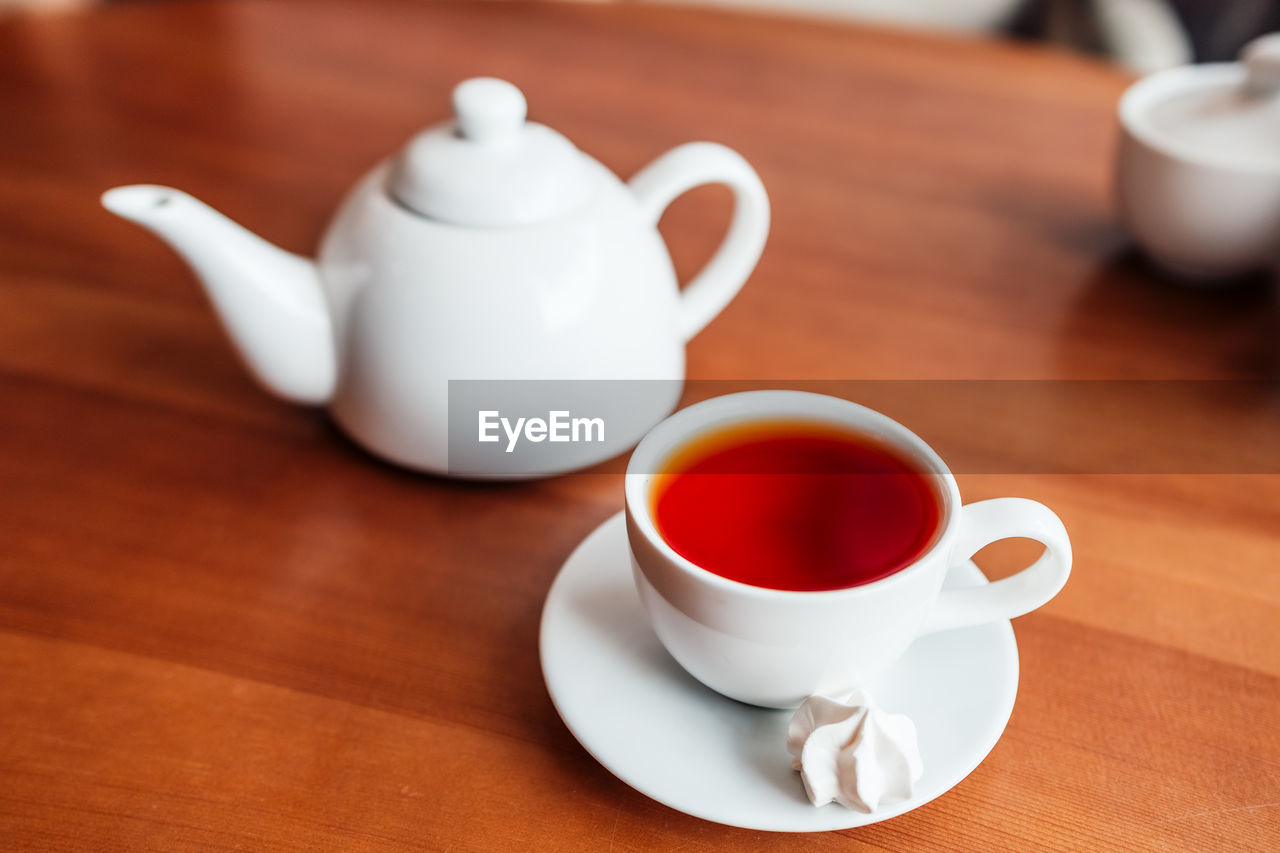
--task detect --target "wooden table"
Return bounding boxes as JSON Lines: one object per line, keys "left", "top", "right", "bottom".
{"left": 2, "top": 1, "right": 1277, "bottom": 849}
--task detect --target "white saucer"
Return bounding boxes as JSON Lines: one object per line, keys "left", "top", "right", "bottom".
{"left": 540, "top": 512, "right": 1020, "bottom": 831}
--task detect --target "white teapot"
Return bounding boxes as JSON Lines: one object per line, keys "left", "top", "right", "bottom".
{"left": 103, "top": 78, "right": 769, "bottom": 478}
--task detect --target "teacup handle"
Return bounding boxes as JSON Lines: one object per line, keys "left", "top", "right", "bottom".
{"left": 921, "top": 498, "right": 1072, "bottom": 634}
{"left": 629, "top": 142, "right": 770, "bottom": 340}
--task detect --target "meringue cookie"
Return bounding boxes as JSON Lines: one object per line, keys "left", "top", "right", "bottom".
{"left": 786, "top": 691, "right": 923, "bottom": 812}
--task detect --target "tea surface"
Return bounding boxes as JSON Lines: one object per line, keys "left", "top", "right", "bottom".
{"left": 651, "top": 423, "right": 942, "bottom": 591}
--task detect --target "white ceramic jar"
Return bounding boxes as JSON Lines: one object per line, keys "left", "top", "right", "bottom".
{"left": 1117, "top": 34, "right": 1280, "bottom": 280}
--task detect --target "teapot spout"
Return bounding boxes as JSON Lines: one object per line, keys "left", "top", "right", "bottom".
{"left": 102, "top": 185, "right": 336, "bottom": 405}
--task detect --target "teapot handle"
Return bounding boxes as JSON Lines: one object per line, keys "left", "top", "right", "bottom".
{"left": 629, "top": 142, "right": 770, "bottom": 340}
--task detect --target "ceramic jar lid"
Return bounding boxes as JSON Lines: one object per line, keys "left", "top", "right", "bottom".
{"left": 1122, "top": 33, "right": 1280, "bottom": 172}
{"left": 388, "top": 78, "right": 593, "bottom": 226}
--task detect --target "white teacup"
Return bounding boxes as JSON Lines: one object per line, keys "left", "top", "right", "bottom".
{"left": 624, "top": 391, "right": 1072, "bottom": 709}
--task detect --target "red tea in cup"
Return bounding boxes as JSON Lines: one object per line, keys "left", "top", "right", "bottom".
{"left": 651, "top": 421, "right": 942, "bottom": 592}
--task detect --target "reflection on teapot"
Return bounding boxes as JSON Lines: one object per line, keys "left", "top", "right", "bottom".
{"left": 102, "top": 78, "right": 769, "bottom": 478}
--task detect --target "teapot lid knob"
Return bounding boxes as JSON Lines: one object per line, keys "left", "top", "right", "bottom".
{"left": 453, "top": 78, "right": 527, "bottom": 143}
{"left": 388, "top": 77, "right": 594, "bottom": 227}
{"left": 1243, "top": 33, "right": 1280, "bottom": 97}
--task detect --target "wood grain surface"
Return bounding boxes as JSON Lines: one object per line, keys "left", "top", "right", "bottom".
{"left": 1, "top": 1, "right": 1278, "bottom": 849}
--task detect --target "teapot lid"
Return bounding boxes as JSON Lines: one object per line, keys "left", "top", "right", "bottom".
{"left": 388, "top": 78, "right": 593, "bottom": 227}
{"left": 1123, "top": 33, "right": 1280, "bottom": 172}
